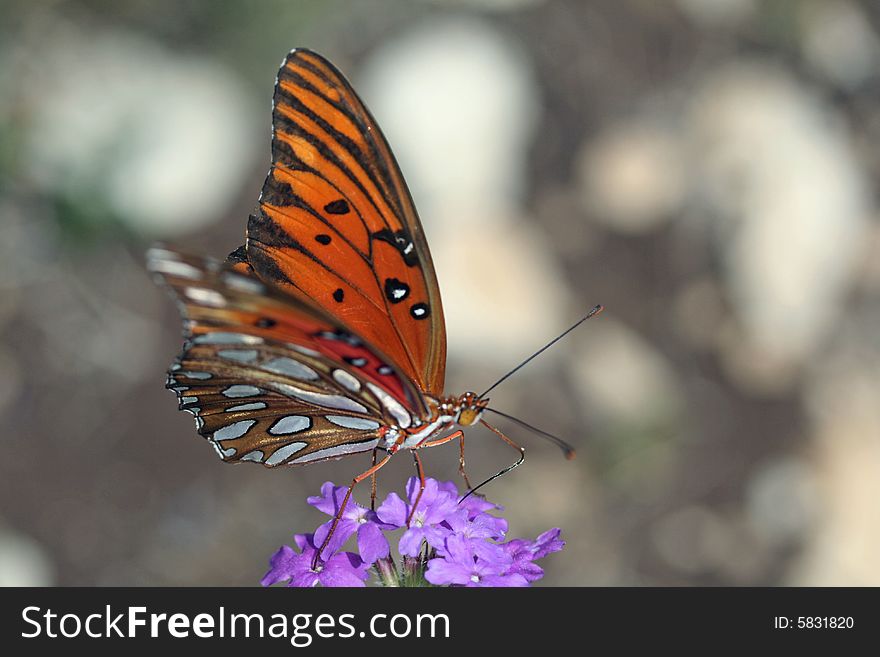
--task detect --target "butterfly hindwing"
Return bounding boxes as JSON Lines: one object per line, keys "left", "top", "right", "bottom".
{"left": 246, "top": 48, "right": 447, "bottom": 398}
{"left": 148, "top": 247, "right": 424, "bottom": 467}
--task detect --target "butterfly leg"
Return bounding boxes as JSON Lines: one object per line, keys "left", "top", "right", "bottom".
{"left": 418, "top": 430, "right": 472, "bottom": 488}
{"left": 406, "top": 450, "right": 427, "bottom": 527}
{"left": 370, "top": 447, "right": 379, "bottom": 511}
{"left": 313, "top": 452, "right": 393, "bottom": 569}
{"left": 458, "top": 432, "right": 473, "bottom": 490}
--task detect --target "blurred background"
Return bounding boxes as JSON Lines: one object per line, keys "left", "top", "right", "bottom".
{"left": 1, "top": 0, "right": 879, "bottom": 586}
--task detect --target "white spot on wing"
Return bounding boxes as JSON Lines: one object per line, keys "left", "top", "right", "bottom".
{"left": 226, "top": 402, "right": 267, "bottom": 412}
{"left": 269, "top": 415, "right": 311, "bottom": 435}
{"left": 240, "top": 450, "right": 265, "bottom": 463}
{"left": 263, "top": 357, "right": 319, "bottom": 381}
{"left": 292, "top": 439, "right": 379, "bottom": 464}
{"left": 222, "top": 273, "right": 265, "bottom": 294}
{"left": 222, "top": 385, "right": 262, "bottom": 398}
{"left": 270, "top": 383, "right": 368, "bottom": 413}
{"left": 326, "top": 415, "right": 380, "bottom": 430}
{"left": 195, "top": 332, "right": 263, "bottom": 345}
{"left": 211, "top": 442, "right": 236, "bottom": 458}
{"left": 289, "top": 344, "right": 321, "bottom": 357}
{"left": 146, "top": 247, "right": 180, "bottom": 263}
{"left": 218, "top": 349, "right": 259, "bottom": 363}
{"left": 180, "top": 371, "right": 212, "bottom": 380}
{"left": 367, "top": 383, "right": 412, "bottom": 428}
{"left": 213, "top": 420, "right": 256, "bottom": 440}
{"left": 185, "top": 287, "right": 226, "bottom": 307}
{"left": 265, "top": 442, "right": 308, "bottom": 466}
{"left": 332, "top": 369, "right": 361, "bottom": 393}
{"left": 150, "top": 259, "right": 203, "bottom": 280}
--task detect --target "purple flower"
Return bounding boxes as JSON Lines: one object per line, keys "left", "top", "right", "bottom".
{"left": 441, "top": 508, "right": 508, "bottom": 544}
{"left": 262, "top": 478, "right": 566, "bottom": 587}
{"left": 261, "top": 534, "right": 369, "bottom": 588}
{"left": 501, "top": 528, "right": 565, "bottom": 582}
{"left": 425, "top": 535, "right": 528, "bottom": 587}
{"left": 437, "top": 480, "right": 502, "bottom": 518}
{"left": 308, "top": 482, "right": 391, "bottom": 564}
{"left": 376, "top": 477, "right": 458, "bottom": 556}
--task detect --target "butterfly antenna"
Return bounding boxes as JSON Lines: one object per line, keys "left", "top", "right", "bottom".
{"left": 479, "top": 304, "right": 604, "bottom": 398}
{"left": 459, "top": 452, "right": 524, "bottom": 503}
{"left": 483, "top": 407, "right": 577, "bottom": 460}
{"left": 459, "top": 421, "right": 525, "bottom": 503}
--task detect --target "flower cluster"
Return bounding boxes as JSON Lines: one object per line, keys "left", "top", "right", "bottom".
{"left": 261, "top": 477, "right": 564, "bottom": 587}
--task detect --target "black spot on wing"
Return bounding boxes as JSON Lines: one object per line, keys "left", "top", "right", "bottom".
{"left": 372, "top": 228, "right": 418, "bottom": 267}
{"left": 384, "top": 278, "right": 410, "bottom": 304}
{"left": 315, "top": 234, "right": 332, "bottom": 245}
{"left": 324, "top": 199, "right": 350, "bottom": 215}
{"left": 410, "top": 302, "right": 430, "bottom": 320}
{"left": 333, "top": 288, "right": 344, "bottom": 302}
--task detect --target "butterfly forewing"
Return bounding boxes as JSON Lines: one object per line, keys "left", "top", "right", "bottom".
{"left": 246, "top": 48, "right": 447, "bottom": 398}
{"left": 148, "top": 247, "right": 424, "bottom": 467}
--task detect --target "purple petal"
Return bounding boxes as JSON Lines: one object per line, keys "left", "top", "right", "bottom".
{"left": 442, "top": 534, "right": 476, "bottom": 565}
{"left": 319, "top": 552, "right": 369, "bottom": 587}
{"left": 293, "top": 533, "right": 313, "bottom": 551}
{"left": 356, "top": 522, "right": 390, "bottom": 564}
{"left": 473, "top": 540, "right": 512, "bottom": 569}
{"left": 508, "top": 560, "right": 545, "bottom": 582}
{"left": 476, "top": 572, "right": 529, "bottom": 587}
{"left": 376, "top": 492, "right": 408, "bottom": 528}
{"left": 422, "top": 523, "right": 454, "bottom": 551}
{"left": 290, "top": 571, "right": 321, "bottom": 587}
{"left": 307, "top": 482, "right": 344, "bottom": 515}
{"left": 261, "top": 545, "right": 300, "bottom": 586}
{"left": 313, "top": 519, "right": 357, "bottom": 555}
{"left": 532, "top": 528, "right": 565, "bottom": 559}
{"left": 425, "top": 558, "right": 473, "bottom": 586}
{"left": 398, "top": 527, "right": 427, "bottom": 557}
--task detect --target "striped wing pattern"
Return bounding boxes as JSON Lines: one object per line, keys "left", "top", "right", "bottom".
{"left": 246, "top": 48, "right": 447, "bottom": 398}
{"left": 147, "top": 247, "right": 421, "bottom": 467}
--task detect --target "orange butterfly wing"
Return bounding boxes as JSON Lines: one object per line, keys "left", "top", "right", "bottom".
{"left": 246, "top": 48, "right": 447, "bottom": 398}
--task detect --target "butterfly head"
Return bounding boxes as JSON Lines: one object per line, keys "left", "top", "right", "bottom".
{"left": 453, "top": 392, "right": 489, "bottom": 427}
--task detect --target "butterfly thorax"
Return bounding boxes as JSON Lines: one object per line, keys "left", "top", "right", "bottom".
{"left": 382, "top": 392, "right": 488, "bottom": 453}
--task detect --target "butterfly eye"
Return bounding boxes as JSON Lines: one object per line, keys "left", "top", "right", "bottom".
{"left": 457, "top": 408, "right": 482, "bottom": 426}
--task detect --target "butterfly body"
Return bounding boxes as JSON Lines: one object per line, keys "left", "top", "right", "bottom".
{"left": 385, "top": 391, "right": 488, "bottom": 452}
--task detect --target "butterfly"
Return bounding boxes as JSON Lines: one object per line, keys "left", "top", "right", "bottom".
{"left": 148, "top": 48, "right": 600, "bottom": 554}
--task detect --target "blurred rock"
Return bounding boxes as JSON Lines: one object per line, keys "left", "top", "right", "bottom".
{"left": 745, "top": 456, "right": 817, "bottom": 546}
{"left": 796, "top": 346, "right": 880, "bottom": 585}
{"left": 799, "top": 0, "right": 880, "bottom": 90}
{"left": 571, "top": 317, "right": 684, "bottom": 425}
{"left": 651, "top": 505, "right": 735, "bottom": 575}
{"left": 431, "top": 216, "right": 569, "bottom": 366}
{"left": 359, "top": 17, "right": 538, "bottom": 227}
{"left": 360, "top": 18, "right": 564, "bottom": 366}
{"left": 688, "top": 62, "right": 872, "bottom": 392}
{"left": 672, "top": 277, "right": 726, "bottom": 350}
{"left": 577, "top": 121, "right": 686, "bottom": 234}
{"left": 0, "top": 524, "right": 54, "bottom": 586}
{"left": 20, "top": 27, "right": 259, "bottom": 237}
